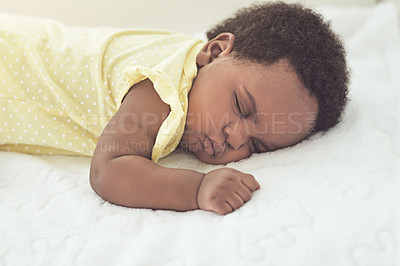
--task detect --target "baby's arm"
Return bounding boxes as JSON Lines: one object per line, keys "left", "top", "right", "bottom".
{"left": 89, "top": 79, "right": 259, "bottom": 214}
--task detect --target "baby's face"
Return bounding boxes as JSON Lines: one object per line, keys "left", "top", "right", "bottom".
{"left": 179, "top": 57, "right": 318, "bottom": 165}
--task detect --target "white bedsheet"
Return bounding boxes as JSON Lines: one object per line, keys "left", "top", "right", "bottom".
{"left": 0, "top": 2, "right": 399, "bottom": 266}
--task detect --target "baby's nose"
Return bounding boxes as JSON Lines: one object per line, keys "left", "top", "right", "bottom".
{"left": 225, "top": 121, "right": 248, "bottom": 151}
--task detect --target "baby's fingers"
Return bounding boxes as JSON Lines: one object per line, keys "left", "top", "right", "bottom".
{"left": 235, "top": 188, "right": 252, "bottom": 203}
{"left": 214, "top": 202, "right": 234, "bottom": 215}
{"left": 227, "top": 193, "right": 245, "bottom": 210}
{"left": 241, "top": 174, "right": 260, "bottom": 192}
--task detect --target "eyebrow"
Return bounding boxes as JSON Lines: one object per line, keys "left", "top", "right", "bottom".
{"left": 242, "top": 86, "right": 279, "bottom": 151}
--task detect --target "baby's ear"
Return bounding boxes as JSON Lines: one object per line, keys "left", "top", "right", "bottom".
{"left": 196, "top": 32, "right": 235, "bottom": 66}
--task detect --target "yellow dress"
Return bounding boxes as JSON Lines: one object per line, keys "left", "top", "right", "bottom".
{"left": 0, "top": 13, "right": 204, "bottom": 162}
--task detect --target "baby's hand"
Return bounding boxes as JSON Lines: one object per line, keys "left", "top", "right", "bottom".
{"left": 197, "top": 168, "right": 260, "bottom": 215}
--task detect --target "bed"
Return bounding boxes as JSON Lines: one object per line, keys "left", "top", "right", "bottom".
{"left": 0, "top": 1, "right": 399, "bottom": 265}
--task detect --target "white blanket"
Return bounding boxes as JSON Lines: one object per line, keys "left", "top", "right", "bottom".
{"left": 0, "top": 2, "right": 399, "bottom": 265}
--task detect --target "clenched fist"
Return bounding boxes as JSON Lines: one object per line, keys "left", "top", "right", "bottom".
{"left": 196, "top": 168, "right": 260, "bottom": 215}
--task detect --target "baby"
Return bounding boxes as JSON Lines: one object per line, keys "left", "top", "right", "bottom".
{"left": 0, "top": 2, "right": 348, "bottom": 215}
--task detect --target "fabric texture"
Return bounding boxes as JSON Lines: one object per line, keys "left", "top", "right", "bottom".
{"left": 0, "top": 13, "right": 204, "bottom": 162}
{"left": 0, "top": 2, "right": 398, "bottom": 266}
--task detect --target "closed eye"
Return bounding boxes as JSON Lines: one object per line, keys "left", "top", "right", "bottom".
{"left": 251, "top": 138, "right": 261, "bottom": 153}
{"left": 234, "top": 92, "right": 249, "bottom": 118}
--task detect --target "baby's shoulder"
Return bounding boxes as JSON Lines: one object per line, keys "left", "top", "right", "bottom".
{"left": 119, "top": 79, "right": 170, "bottom": 139}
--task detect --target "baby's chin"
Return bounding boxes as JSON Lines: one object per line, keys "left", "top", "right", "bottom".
{"left": 193, "top": 150, "right": 238, "bottom": 165}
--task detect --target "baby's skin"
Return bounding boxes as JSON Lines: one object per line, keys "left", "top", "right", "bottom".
{"left": 89, "top": 33, "right": 318, "bottom": 215}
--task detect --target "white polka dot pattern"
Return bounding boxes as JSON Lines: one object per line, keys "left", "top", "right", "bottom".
{"left": 0, "top": 14, "right": 204, "bottom": 161}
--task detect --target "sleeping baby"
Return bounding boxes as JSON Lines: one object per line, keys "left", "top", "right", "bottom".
{"left": 0, "top": 2, "right": 349, "bottom": 214}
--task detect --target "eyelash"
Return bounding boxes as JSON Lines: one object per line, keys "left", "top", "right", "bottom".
{"left": 234, "top": 92, "right": 249, "bottom": 118}
{"left": 233, "top": 92, "right": 262, "bottom": 153}
{"left": 251, "top": 138, "right": 261, "bottom": 153}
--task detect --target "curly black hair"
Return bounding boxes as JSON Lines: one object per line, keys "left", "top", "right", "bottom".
{"left": 206, "top": 1, "right": 349, "bottom": 133}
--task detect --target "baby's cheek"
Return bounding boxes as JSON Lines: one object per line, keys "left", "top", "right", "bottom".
{"left": 219, "top": 148, "right": 252, "bottom": 164}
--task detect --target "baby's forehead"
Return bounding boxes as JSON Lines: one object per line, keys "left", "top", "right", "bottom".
{"left": 233, "top": 57, "right": 295, "bottom": 71}
{"left": 246, "top": 61, "right": 305, "bottom": 92}
{"left": 233, "top": 58, "right": 304, "bottom": 88}
{"left": 244, "top": 60, "right": 317, "bottom": 124}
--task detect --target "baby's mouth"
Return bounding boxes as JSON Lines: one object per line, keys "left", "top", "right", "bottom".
{"left": 202, "top": 136, "right": 214, "bottom": 156}
{"left": 202, "top": 136, "right": 226, "bottom": 157}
